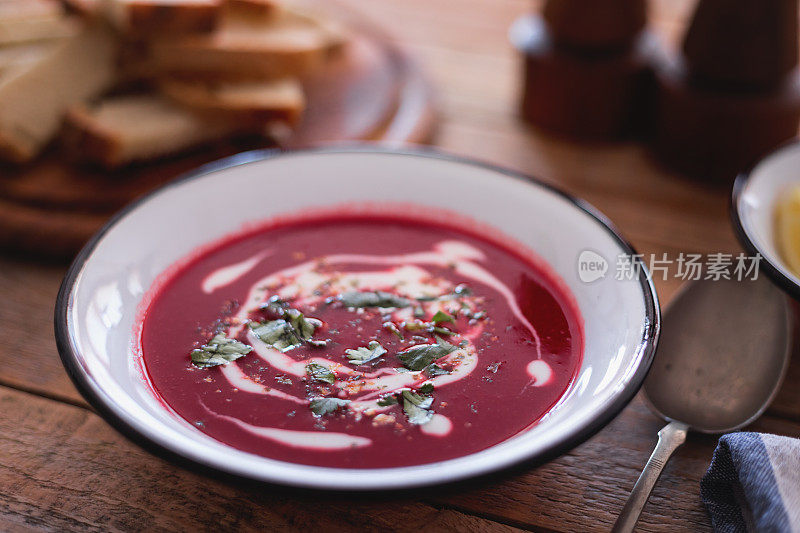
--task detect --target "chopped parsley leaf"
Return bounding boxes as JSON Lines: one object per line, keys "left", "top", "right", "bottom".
{"left": 309, "top": 397, "right": 351, "bottom": 416}
{"left": 249, "top": 320, "right": 302, "bottom": 351}
{"left": 190, "top": 333, "right": 252, "bottom": 368}
{"left": 338, "top": 291, "right": 412, "bottom": 309}
{"left": 377, "top": 395, "right": 399, "bottom": 407}
{"left": 402, "top": 390, "right": 434, "bottom": 425}
{"left": 431, "top": 310, "right": 454, "bottom": 324}
{"left": 306, "top": 363, "right": 336, "bottom": 384}
{"left": 345, "top": 341, "right": 387, "bottom": 365}
{"left": 423, "top": 364, "right": 450, "bottom": 377}
{"left": 397, "top": 337, "right": 458, "bottom": 371}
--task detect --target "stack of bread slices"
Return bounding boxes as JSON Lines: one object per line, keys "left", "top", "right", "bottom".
{"left": 0, "top": 0, "right": 345, "bottom": 167}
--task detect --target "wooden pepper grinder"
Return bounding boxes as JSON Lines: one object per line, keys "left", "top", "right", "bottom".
{"left": 652, "top": 0, "right": 800, "bottom": 182}
{"left": 512, "top": 0, "right": 660, "bottom": 140}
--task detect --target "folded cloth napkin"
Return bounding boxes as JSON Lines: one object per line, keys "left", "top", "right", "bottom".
{"left": 702, "top": 433, "right": 800, "bottom": 532}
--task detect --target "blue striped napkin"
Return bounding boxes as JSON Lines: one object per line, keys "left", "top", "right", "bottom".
{"left": 701, "top": 433, "right": 800, "bottom": 532}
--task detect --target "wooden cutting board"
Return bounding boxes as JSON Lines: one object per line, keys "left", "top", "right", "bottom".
{"left": 0, "top": 25, "right": 435, "bottom": 258}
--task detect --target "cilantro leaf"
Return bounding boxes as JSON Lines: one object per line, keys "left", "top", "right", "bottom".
{"left": 260, "top": 295, "right": 288, "bottom": 316}
{"left": 418, "top": 382, "right": 434, "bottom": 394}
{"left": 251, "top": 298, "right": 323, "bottom": 350}
{"left": 453, "top": 284, "right": 472, "bottom": 297}
{"left": 249, "top": 320, "right": 302, "bottom": 351}
{"left": 423, "top": 364, "right": 450, "bottom": 377}
{"left": 306, "top": 363, "right": 336, "bottom": 384}
{"left": 190, "top": 333, "right": 252, "bottom": 368}
{"left": 345, "top": 341, "right": 387, "bottom": 365}
{"left": 402, "top": 390, "right": 434, "bottom": 425}
{"left": 285, "top": 308, "right": 320, "bottom": 341}
{"left": 383, "top": 321, "right": 404, "bottom": 340}
{"left": 309, "top": 397, "right": 351, "bottom": 416}
{"left": 377, "top": 394, "right": 398, "bottom": 407}
{"left": 431, "top": 310, "right": 454, "bottom": 324}
{"left": 397, "top": 338, "right": 458, "bottom": 371}
{"left": 339, "top": 291, "right": 412, "bottom": 309}
{"left": 416, "top": 284, "right": 472, "bottom": 302}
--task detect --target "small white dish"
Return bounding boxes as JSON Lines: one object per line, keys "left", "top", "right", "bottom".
{"left": 55, "top": 148, "right": 659, "bottom": 490}
{"left": 733, "top": 141, "right": 800, "bottom": 301}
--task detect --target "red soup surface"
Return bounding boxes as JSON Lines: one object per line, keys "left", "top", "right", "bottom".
{"left": 140, "top": 214, "right": 583, "bottom": 468}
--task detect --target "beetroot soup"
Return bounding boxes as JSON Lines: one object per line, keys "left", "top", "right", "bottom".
{"left": 139, "top": 214, "right": 583, "bottom": 468}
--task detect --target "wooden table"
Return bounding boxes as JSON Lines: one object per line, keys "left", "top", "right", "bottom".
{"left": 2, "top": 0, "right": 800, "bottom": 531}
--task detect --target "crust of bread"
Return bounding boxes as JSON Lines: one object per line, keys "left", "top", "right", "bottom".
{"left": 62, "top": 0, "right": 100, "bottom": 16}
{"left": 104, "top": 0, "right": 222, "bottom": 36}
{"left": 224, "top": 0, "right": 278, "bottom": 18}
{"left": 159, "top": 78, "right": 305, "bottom": 123}
{"left": 62, "top": 103, "right": 125, "bottom": 167}
{"left": 62, "top": 94, "right": 253, "bottom": 168}
{"left": 0, "top": 131, "right": 32, "bottom": 163}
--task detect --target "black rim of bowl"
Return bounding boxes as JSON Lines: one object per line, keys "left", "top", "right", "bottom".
{"left": 54, "top": 146, "right": 660, "bottom": 491}
{"left": 732, "top": 140, "right": 800, "bottom": 302}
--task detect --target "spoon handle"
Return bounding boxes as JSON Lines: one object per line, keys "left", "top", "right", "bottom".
{"left": 611, "top": 420, "right": 689, "bottom": 533}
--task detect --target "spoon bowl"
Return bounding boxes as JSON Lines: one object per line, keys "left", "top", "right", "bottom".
{"left": 644, "top": 276, "right": 791, "bottom": 433}
{"left": 613, "top": 275, "right": 791, "bottom": 532}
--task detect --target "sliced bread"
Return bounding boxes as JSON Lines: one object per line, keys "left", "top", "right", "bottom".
{"left": 0, "top": 21, "right": 117, "bottom": 163}
{"left": 63, "top": 94, "right": 249, "bottom": 167}
{"left": 145, "top": 6, "right": 344, "bottom": 80}
{"left": 101, "top": 0, "right": 222, "bottom": 36}
{"left": 0, "top": 41, "right": 60, "bottom": 80}
{"left": 159, "top": 77, "right": 305, "bottom": 124}
{"left": 224, "top": 0, "right": 278, "bottom": 18}
{"left": 62, "top": 0, "right": 100, "bottom": 16}
{"left": 0, "top": 0, "right": 79, "bottom": 46}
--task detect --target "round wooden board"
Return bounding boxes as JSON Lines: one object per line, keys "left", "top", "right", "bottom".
{"left": 0, "top": 26, "right": 435, "bottom": 258}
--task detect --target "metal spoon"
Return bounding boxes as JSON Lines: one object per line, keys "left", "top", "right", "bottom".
{"left": 612, "top": 276, "right": 792, "bottom": 532}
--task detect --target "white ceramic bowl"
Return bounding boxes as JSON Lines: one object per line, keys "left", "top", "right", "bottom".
{"left": 733, "top": 141, "right": 800, "bottom": 301}
{"left": 55, "top": 148, "right": 659, "bottom": 490}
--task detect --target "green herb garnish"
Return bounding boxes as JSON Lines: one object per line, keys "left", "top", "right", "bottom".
{"left": 423, "top": 364, "right": 450, "bottom": 377}
{"left": 377, "top": 395, "right": 399, "bottom": 407}
{"left": 339, "top": 291, "right": 412, "bottom": 309}
{"left": 249, "top": 306, "right": 322, "bottom": 351}
{"left": 402, "top": 390, "right": 434, "bottom": 425}
{"left": 416, "top": 284, "right": 472, "bottom": 302}
{"left": 190, "top": 333, "right": 252, "bottom": 368}
{"left": 309, "top": 397, "right": 351, "bottom": 416}
{"left": 285, "top": 308, "right": 319, "bottom": 342}
{"left": 402, "top": 319, "right": 454, "bottom": 337}
{"left": 260, "top": 295, "right": 287, "bottom": 315}
{"left": 249, "top": 320, "right": 302, "bottom": 351}
{"left": 345, "top": 341, "right": 387, "bottom": 365}
{"left": 397, "top": 338, "right": 458, "bottom": 371}
{"left": 431, "top": 310, "right": 454, "bottom": 324}
{"left": 306, "top": 363, "right": 336, "bottom": 384}
{"left": 251, "top": 297, "right": 322, "bottom": 351}
{"left": 453, "top": 284, "right": 471, "bottom": 296}
{"left": 383, "top": 321, "right": 404, "bottom": 340}
{"left": 376, "top": 386, "right": 435, "bottom": 424}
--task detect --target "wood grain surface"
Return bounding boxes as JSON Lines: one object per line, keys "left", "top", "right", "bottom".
{"left": 2, "top": 0, "right": 800, "bottom": 531}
